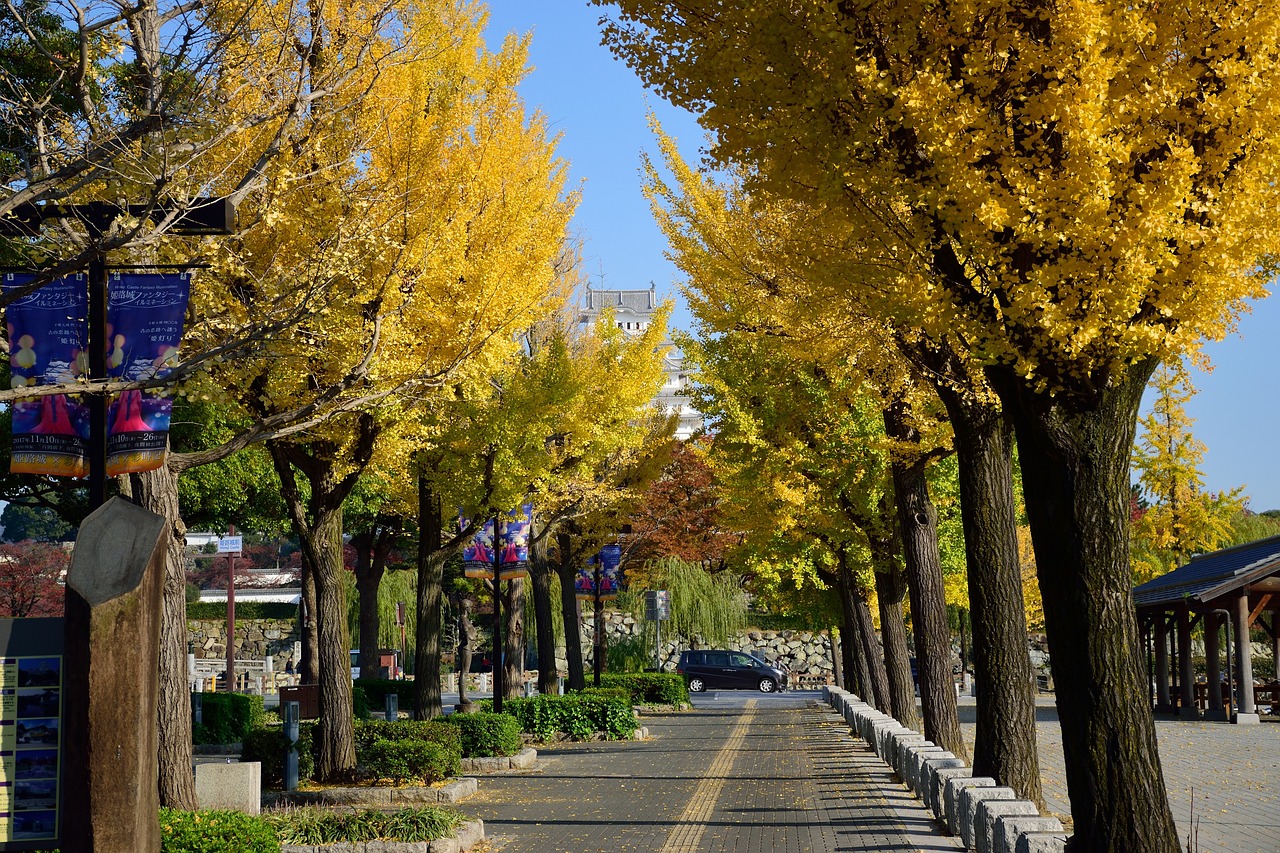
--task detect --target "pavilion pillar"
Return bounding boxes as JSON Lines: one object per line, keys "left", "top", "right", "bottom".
{"left": 1177, "top": 607, "right": 1199, "bottom": 719}
{"left": 1272, "top": 613, "right": 1279, "bottom": 682}
{"left": 1203, "top": 612, "right": 1227, "bottom": 722}
{"left": 1154, "top": 613, "right": 1173, "bottom": 712}
{"left": 1232, "top": 590, "right": 1258, "bottom": 723}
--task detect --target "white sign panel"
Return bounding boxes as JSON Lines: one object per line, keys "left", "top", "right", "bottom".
{"left": 217, "top": 536, "right": 243, "bottom": 554}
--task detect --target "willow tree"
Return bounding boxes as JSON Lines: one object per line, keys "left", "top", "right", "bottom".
{"left": 601, "top": 2, "right": 1280, "bottom": 846}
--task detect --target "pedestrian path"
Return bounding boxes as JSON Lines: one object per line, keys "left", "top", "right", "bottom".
{"left": 463, "top": 693, "right": 961, "bottom": 853}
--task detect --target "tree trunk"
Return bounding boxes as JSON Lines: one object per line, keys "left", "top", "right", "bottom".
{"left": 353, "top": 530, "right": 388, "bottom": 680}
{"left": 937, "top": 386, "right": 1041, "bottom": 804}
{"left": 414, "top": 480, "right": 445, "bottom": 719}
{"left": 833, "top": 563, "right": 867, "bottom": 698}
{"left": 307, "top": 506, "right": 356, "bottom": 780}
{"left": 873, "top": 560, "right": 919, "bottom": 731}
{"left": 998, "top": 359, "right": 1179, "bottom": 852}
{"left": 300, "top": 554, "right": 318, "bottom": 685}
{"left": 456, "top": 595, "right": 476, "bottom": 709}
{"left": 131, "top": 461, "right": 197, "bottom": 809}
{"left": 854, "top": 585, "right": 890, "bottom": 713}
{"left": 555, "top": 531, "right": 586, "bottom": 691}
{"left": 502, "top": 577, "right": 526, "bottom": 699}
{"left": 529, "top": 533, "right": 559, "bottom": 695}
{"left": 884, "top": 407, "right": 965, "bottom": 758}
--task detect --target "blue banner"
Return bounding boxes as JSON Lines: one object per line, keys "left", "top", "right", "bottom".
{"left": 104, "top": 273, "right": 191, "bottom": 475}
{"left": 4, "top": 274, "right": 90, "bottom": 477}
{"left": 576, "top": 544, "right": 623, "bottom": 600}
{"left": 461, "top": 503, "right": 533, "bottom": 580}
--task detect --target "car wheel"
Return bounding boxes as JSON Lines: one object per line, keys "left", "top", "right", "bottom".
{"left": 758, "top": 677, "right": 776, "bottom": 693}
{"left": 688, "top": 677, "right": 705, "bottom": 693}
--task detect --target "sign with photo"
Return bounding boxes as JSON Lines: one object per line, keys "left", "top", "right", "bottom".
{"left": 0, "top": 619, "right": 64, "bottom": 850}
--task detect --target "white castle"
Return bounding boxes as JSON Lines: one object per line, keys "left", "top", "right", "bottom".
{"left": 579, "top": 286, "right": 703, "bottom": 441}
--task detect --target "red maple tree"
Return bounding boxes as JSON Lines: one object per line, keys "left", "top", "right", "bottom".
{"left": 0, "top": 541, "right": 68, "bottom": 617}
{"left": 624, "top": 441, "right": 741, "bottom": 573}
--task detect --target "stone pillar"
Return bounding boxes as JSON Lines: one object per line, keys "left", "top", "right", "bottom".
{"left": 1203, "top": 612, "right": 1226, "bottom": 722}
{"left": 1177, "top": 607, "right": 1199, "bottom": 719}
{"left": 1154, "top": 614, "right": 1172, "bottom": 712}
{"left": 1272, "top": 613, "right": 1279, "bottom": 683}
{"left": 63, "top": 498, "right": 168, "bottom": 852}
{"left": 1233, "top": 590, "right": 1258, "bottom": 723}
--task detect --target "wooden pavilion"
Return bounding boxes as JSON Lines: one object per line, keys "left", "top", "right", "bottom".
{"left": 1133, "top": 534, "right": 1280, "bottom": 723}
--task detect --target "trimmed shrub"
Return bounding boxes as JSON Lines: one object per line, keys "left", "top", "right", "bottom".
{"left": 264, "top": 806, "right": 463, "bottom": 845}
{"left": 187, "top": 602, "right": 297, "bottom": 620}
{"left": 601, "top": 673, "right": 689, "bottom": 706}
{"left": 241, "top": 724, "right": 315, "bottom": 788}
{"left": 353, "top": 720, "right": 461, "bottom": 779}
{"left": 352, "top": 685, "right": 370, "bottom": 720}
{"left": 361, "top": 738, "right": 455, "bottom": 785}
{"left": 353, "top": 678, "right": 418, "bottom": 714}
{"left": 496, "top": 694, "right": 635, "bottom": 741}
{"left": 575, "top": 686, "right": 632, "bottom": 703}
{"left": 159, "top": 807, "right": 279, "bottom": 852}
{"left": 443, "top": 712, "right": 522, "bottom": 758}
{"left": 193, "top": 693, "right": 266, "bottom": 744}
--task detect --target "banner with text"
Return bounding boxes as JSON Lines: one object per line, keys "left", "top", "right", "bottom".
{"left": 575, "top": 544, "right": 622, "bottom": 600}
{"left": 461, "top": 503, "right": 533, "bottom": 580}
{"left": 4, "top": 274, "right": 89, "bottom": 477}
{"left": 104, "top": 272, "right": 191, "bottom": 475}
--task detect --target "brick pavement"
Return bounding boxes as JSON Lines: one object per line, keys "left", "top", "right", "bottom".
{"left": 463, "top": 692, "right": 961, "bottom": 853}
{"left": 955, "top": 695, "right": 1280, "bottom": 853}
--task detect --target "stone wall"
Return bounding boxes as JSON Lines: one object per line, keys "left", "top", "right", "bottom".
{"left": 188, "top": 618, "right": 299, "bottom": 671}
{"left": 579, "top": 610, "right": 834, "bottom": 680}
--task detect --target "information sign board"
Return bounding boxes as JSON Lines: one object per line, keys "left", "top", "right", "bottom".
{"left": 0, "top": 618, "right": 64, "bottom": 851}
{"left": 217, "top": 536, "right": 243, "bottom": 554}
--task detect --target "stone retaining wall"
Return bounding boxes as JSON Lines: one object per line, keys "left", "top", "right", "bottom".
{"left": 188, "top": 618, "right": 299, "bottom": 671}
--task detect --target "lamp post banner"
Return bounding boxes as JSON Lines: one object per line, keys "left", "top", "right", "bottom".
{"left": 575, "top": 544, "right": 623, "bottom": 600}
{"left": 104, "top": 272, "right": 191, "bottom": 475}
{"left": 3, "top": 274, "right": 90, "bottom": 477}
{"left": 460, "top": 503, "right": 533, "bottom": 580}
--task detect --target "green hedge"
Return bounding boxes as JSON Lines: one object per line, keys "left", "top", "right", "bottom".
{"left": 187, "top": 602, "right": 297, "bottom": 620}
{"left": 241, "top": 723, "right": 315, "bottom": 788}
{"left": 353, "top": 720, "right": 461, "bottom": 780}
{"left": 160, "top": 807, "right": 279, "bottom": 852}
{"left": 353, "top": 678, "right": 417, "bottom": 714}
{"left": 193, "top": 693, "right": 266, "bottom": 744}
{"left": 264, "top": 806, "right": 463, "bottom": 845}
{"left": 492, "top": 694, "right": 636, "bottom": 741}
{"left": 600, "top": 673, "right": 689, "bottom": 706}
{"left": 575, "top": 686, "right": 632, "bottom": 703}
{"left": 361, "top": 738, "right": 456, "bottom": 785}
{"left": 443, "top": 712, "right": 523, "bottom": 758}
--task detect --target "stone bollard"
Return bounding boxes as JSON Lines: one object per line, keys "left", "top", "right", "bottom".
{"left": 919, "top": 756, "right": 965, "bottom": 815}
{"left": 994, "top": 816, "right": 1066, "bottom": 853}
{"left": 960, "top": 785, "right": 1016, "bottom": 849}
{"left": 945, "top": 777, "right": 995, "bottom": 837}
{"left": 976, "top": 800, "right": 1040, "bottom": 853}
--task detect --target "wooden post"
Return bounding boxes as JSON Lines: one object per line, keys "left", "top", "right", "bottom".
{"left": 1204, "top": 612, "right": 1226, "bottom": 722}
{"left": 63, "top": 498, "right": 168, "bottom": 852}
{"left": 1177, "top": 607, "right": 1198, "bottom": 719}
{"left": 1154, "top": 614, "right": 1172, "bottom": 712}
{"left": 1233, "top": 590, "right": 1257, "bottom": 721}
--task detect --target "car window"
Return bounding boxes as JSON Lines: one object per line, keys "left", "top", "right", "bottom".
{"left": 685, "top": 652, "right": 703, "bottom": 665}
{"left": 704, "top": 652, "right": 729, "bottom": 667}
{"left": 729, "top": 653, "right": 755, "bottom": 668}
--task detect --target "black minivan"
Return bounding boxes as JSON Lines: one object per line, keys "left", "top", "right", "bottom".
{"left": 677, "top": 649, "right": 787, "bottom": 693}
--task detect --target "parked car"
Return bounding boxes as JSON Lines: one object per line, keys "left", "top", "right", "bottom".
{"left": 677, "top": 649, "right": 787, "bottom": 693}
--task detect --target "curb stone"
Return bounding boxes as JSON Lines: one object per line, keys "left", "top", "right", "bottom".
{"left": 265, "top": 777, "right": 478, "bottom": 808}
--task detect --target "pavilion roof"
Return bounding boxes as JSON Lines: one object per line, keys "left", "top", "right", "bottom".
{"left": 1133, "top": 534, "right": 1280, "bottom": 609}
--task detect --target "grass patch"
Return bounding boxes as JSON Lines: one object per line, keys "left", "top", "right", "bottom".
{"left": 264, "top": 806, "right": 463, "bottom": 845}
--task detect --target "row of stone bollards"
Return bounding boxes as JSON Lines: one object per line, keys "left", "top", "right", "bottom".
{"left": 824, "top": 686, "right": 1067, "bottom": 853}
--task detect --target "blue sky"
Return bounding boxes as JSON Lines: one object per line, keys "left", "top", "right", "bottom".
{"left": 483, "top": 2, "right": 1280, "bottom": 512}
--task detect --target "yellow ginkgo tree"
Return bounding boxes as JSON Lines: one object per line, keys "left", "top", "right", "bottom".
{"left": 600, "top": 2, "right": 1280, "bottom": 845}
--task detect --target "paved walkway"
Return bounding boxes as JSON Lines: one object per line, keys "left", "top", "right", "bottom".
{"left": 956, "top": 696, "right": 1280, "bottom": 853}
{"left": 465, "top": 692, "right": 961, "bottom": 853}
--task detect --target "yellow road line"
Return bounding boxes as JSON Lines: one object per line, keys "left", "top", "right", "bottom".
{"left": 661, "top": 699, "right": 758, "bottom": 853}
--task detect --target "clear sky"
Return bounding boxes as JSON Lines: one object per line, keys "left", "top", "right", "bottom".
{"left": 482, "top": 2, "right": 1280, "bottom": 512}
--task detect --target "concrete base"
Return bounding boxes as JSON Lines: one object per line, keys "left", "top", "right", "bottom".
{"left": 1179, "top": 705, "right": 1202, "bottom": 720}
{"left": 1231, "top": 713, "right": 1261, "bottom": 725}
{"left": 1203, "top": 708, "right": 1229, "bottom": 722}
{"left": 196, "top": 762, "right": 261, "bottom": 814}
